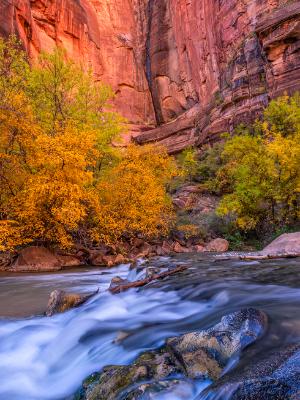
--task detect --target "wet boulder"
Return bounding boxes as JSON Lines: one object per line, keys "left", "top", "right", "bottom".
{"left": 77, "top": 309, "right": 267, "bottom": 399}
{"left": 241, "top": 232, "right": 300, "bottom": 260}
{"left": 46, "top": 289, "right": 97, "bottom": 316}
{"left": 76, "top": 348, "right": 182, "bottom": 400}
{"left": 109, "top": 276, "right": 130, "bottom": 291}
{"left": 166, "top": 308, "right": 268, "bottom": 380}
{"left": 201, "top": 344, "right": 300, "bottom": 400}
{"left": 89, "top": 251, "right": 128, "bottom": 267}
{"left": 129, "top": 242, "right": 155, "bottom": 260}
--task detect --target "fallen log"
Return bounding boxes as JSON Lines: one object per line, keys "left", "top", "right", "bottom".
{"left": 109, "top": 264, "right": 189, "bottom": 294}
{"left": 214, "top": 252, "right": 300, "bottom": 262}
{"left": 239, "top": 252, "right": 300, "bottom": 261}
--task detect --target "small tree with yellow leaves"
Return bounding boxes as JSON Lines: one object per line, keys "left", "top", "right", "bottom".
{"left": 217, "top": 94, "right": 300, "bottom": 232}
{"left": 0, "top": 38, "right": 177, "bottom": 250}
{"left": 91, "top": 145, "right": 177, "bottom": 244}
{"left": 0, "top": 41, "right": 122, "bottom": 249}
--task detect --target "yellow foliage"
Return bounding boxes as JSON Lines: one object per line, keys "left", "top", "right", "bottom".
{"left": 91, "top": 145, "right": 177, "bottom": 244}
{"left": 1, "top": 124, "right": 100, "bottom": 249}
{"left": 217, "top": 94, "right": 300, "bottom": 231}
{"left": 176, "top": 224, "right": 200, "bottom": 238}
{"left": 0, "top": 38, "right": 177, "bottom": 250}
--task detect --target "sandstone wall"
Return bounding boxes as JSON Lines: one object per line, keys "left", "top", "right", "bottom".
{"left": 1, "top": 0, "right": 300, "bottom": 152}
{"left": 0, "top": 0, "right": 155, "bottom": 126}
{"left": 137, "top": 0, "right": 300, "bottom": 151}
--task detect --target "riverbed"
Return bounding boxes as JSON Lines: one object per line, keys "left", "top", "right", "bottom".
{"left": 0, "top": 254, "right": 299, "bottom": 399}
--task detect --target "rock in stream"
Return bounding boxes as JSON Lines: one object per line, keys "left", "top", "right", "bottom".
{"left": 76, "top": 308, "right": 268, "bottom": 400}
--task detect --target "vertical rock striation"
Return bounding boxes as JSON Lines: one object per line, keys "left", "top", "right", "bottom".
{"left": 137, "top": 0, "right": 300, "bottom": 151}
{"left": 0, "top": 0, "right": 155, "bottom": 126}
{"left": 1, "top": 0, "right": 300, "bottom": 152}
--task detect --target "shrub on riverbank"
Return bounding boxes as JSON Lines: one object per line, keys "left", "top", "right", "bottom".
{"left": 0, "top": 37, "right": 176, "bottom": 250}
{"left": 183, "top": 93, "right": 300, "bottom": 242}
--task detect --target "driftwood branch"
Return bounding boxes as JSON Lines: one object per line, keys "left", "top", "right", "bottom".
{"left": 239, "top": 253, "right": 300, "bottom": 261}
{"left": 109, "top": 265, "right": 189, "bottom": 294}
{"left": 215, "top": 252, "right": 300, "bottom": 262}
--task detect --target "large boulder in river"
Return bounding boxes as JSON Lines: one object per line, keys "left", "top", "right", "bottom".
{"left": 76, "top": 309, "right": 267, "bottom": 400}
{"left": 11, "top": 246, "right": 82, "bottom": 272}
{"left": 262, "top": 232, "right": 300, "bottom": 256}
{"left": 12, "top": 246, "right": 62, "bottom": 272}
{"left": 201, "top": 344, "right": 300, "bottom": 400}
{"left": 166, "top": 308, "right": 267, "bottom": 380}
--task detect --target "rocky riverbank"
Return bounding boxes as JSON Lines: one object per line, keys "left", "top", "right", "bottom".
{"left": 1, "top": 232, "right": 300, "bottom": 274}
{"left": 0, "top": 237, "right": 229, "bottom": 273}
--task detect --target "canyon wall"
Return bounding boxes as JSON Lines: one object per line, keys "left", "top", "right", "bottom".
{"left": 0, "top": 0, "right": 155, "bottom": 128}
{"left": 1, "top": 0, "right": 300, "bottom": 152}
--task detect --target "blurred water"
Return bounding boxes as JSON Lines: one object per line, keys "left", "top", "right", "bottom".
{"left": 0, "top": 254, "right": 299, "bottom": 400}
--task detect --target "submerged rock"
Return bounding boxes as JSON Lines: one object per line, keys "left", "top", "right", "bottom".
{"left": 77, "top": 308, "right": 267, "bottom": 399}
{"left": 201, "top": 344, "right": 300, "bottom": 400}
{"left": 166, "top": 308, "right": 268, "bottom": 380}
{"left": 46, "top": 289, "right": 97, "bottom": 316}
{"left": 109, "top": 276, "right": 130, "bottom": 291}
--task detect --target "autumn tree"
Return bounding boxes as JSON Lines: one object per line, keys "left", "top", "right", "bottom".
{"left": 217, "top": 94, "right": 300, "bottom": 232}
{"left": 177, "top": 147, "right": 198, "bottom": 182}
{"left": 0, "top": 38, "right": 177, "bottom": 250}
{"left": 91, "top": 145, "right": 177, "bottom": 244}
{"left": 0, "top": 42, "right": 121, "bottom": 249}
{"left": 0, "top": 36, "right": 39, "bottom": 249}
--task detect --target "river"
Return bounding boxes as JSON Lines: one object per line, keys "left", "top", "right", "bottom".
{"left": 0, "top": 254, "right": 299, "bottom": 399}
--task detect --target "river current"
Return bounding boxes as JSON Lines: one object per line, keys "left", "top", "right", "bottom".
{"left": 0, "top": 254, "right": 299, "bottom": 400}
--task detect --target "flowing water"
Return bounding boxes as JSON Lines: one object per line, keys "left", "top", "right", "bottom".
{"left": 0, "top": 254, "right": 300, "bottom": 400}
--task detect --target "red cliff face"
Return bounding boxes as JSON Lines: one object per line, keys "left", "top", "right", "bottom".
{"left": 1, "top": 0, "right": 300, "bottom": 152}
{"left": 0, "top": 0, "right": 155, "bottom": 127}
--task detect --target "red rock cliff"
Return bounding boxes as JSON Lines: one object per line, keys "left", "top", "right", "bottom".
{"left": 1, "top": 0, "right": 300, "bottom": 152}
